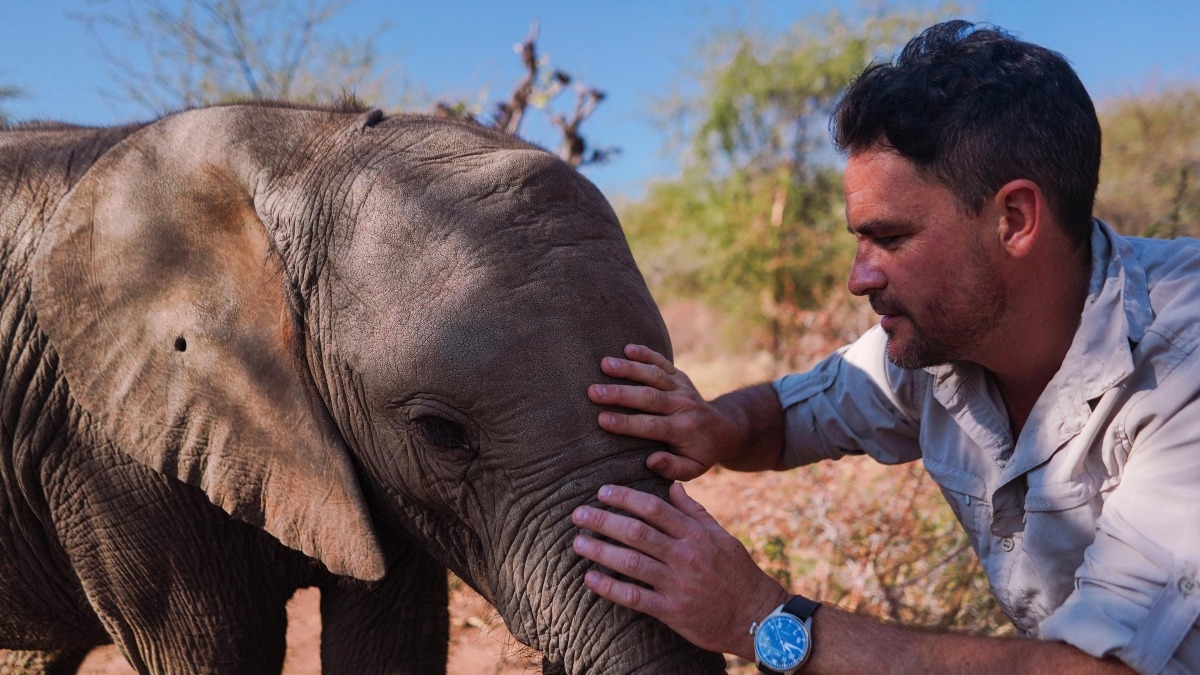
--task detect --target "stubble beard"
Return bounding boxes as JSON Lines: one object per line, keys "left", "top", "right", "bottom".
{"left": 874, "top": 257, "right": 1007, "bottom": 371}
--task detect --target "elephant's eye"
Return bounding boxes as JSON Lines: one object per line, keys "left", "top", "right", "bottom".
{"left": 414, "top": 415, "right": 473, "bottom": 453}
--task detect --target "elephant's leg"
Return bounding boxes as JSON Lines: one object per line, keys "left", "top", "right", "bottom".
{"left": 319, "top": 544, "right": 450, "bottom": 675}
{"left": 47, "top": 444, "right": 303, "bottom": 674}
{"left": 0, "top": 648, "right": 90, "bottom": 675}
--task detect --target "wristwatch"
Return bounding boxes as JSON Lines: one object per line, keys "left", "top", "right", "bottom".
{"left": 751, "top": 595, "right": 820, "bottom": 674}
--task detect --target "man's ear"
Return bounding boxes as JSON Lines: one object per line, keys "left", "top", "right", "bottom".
{"left": 994, "top": 179, "right": 1046, "bottom": 258}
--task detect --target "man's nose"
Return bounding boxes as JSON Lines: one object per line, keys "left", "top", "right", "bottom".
{"left": 847, "top": 250, "right": 885, "bottom": 297}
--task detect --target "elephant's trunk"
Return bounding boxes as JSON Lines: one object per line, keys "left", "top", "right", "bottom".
{"left": 561, "top": 611, "right": 729, "bottom": 674}
{"left": 495, "top": 461, "right": 727, "bottom": 674}
{"left": 543, "top": 642, "right": 727, "bottom": 674}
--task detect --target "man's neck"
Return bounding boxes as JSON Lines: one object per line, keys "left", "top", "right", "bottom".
{"left": 984, "top": 243, "right": 1092, "bottom": 438}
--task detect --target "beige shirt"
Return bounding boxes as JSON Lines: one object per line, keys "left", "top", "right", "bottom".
{"left": 775, "top": 220, "right": 1200, "bottom": 674}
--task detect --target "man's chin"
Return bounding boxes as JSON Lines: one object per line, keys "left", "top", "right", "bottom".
{"left": 884, "top": 334, "right": 947, "bottom": 370}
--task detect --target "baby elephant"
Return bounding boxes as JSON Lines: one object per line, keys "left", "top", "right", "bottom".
{"left": 0, "top": 104, "right": 724, "bottom": 674}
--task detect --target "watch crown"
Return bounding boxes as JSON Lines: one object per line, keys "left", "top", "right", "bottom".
{"left": 749, "top": 621, "right": 759, "bottom": 636}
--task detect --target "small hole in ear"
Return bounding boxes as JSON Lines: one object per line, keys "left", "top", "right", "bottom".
{"left": 174, "top": 337, "right": 187, "bottom": 352}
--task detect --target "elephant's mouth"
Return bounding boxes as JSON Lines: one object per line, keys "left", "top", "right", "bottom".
{"left": 388, "top": 493, "right": 496, "bottom": 605}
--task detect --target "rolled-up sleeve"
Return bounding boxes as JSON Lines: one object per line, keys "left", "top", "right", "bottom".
{"left": 1041, "top": 388, "right": 1200, "bottom": 674}
{"left": 773, "top": 326, "right": 924, "bottom": 469}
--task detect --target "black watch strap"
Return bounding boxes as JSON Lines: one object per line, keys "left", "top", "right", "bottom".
{"left": 783, "top": 594, "right": 820, "bottom": 621}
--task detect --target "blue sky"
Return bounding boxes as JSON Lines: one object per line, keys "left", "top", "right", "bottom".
{"left": 3, "top": 1, "right": 1199, "bottom": 200}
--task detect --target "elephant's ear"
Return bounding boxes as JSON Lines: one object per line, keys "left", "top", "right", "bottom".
{"left": 31, "top": 113, "right": 386, "bottom": 581}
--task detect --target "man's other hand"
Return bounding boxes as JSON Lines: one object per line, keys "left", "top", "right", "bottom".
{"left": 589, "top": 344, "right": 739, "bottom": 480}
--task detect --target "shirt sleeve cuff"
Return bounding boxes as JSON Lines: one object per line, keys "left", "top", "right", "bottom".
{"left": 1041, "top": 558, "right": 1200, "bottom": 674}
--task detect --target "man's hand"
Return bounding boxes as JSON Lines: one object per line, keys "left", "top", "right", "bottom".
{"left": 571, "top": 482, "right": 788, "bottom": 659}
{"left": 589, "top": 344, "right": 742, "bottom": 480}
{"left": 572, "top": 484, "right": 1136, "bottom": 673}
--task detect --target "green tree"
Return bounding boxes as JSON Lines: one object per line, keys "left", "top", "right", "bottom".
{"left": 76, "top": 0, "right": 394, "bottom": 113}
{"left": 621, "top": 8, "right": 944, "bottom": 362}
{"left": 1095, "top": 85, "right": 1200, "bottom": 239}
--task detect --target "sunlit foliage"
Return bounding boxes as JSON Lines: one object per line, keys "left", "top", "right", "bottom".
{"left": 1096, "top": 85, "right": 1200, "bottom": 238}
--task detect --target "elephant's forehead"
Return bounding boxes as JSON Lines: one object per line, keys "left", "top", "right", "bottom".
{"left": 318, "top": 144, "right": 659, "bottom": 401}
{"left": 349, "top": 145, "right": 621, "bottom": 254}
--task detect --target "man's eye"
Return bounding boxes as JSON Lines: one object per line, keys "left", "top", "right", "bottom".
{"left": 875, "top": 235, "right": 906, "bottom": 248}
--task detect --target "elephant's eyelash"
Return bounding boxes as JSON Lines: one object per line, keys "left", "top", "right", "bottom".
{"left": 413, "top": 415, "right": 473, "bottom": 452}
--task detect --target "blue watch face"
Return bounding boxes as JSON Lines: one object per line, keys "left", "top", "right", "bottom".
{"left": 755, "top": 613, "right": 810, "bottom": 671}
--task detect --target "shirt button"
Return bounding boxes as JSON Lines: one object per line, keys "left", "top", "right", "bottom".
{"left": 1180, "top": 578, "right": 1198, "bottom": 595}
{"left": 1000, "top": 536, "right": 1015, "bottom": 552}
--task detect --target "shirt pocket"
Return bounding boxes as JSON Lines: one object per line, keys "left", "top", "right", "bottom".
{"left": 924, "top": 457, "right": 988, "bottom": 554}
{"left": 1023, "top": 477, "right": 1104, "bottom": 591}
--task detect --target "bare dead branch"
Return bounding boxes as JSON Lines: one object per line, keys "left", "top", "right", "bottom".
{"left": 435, "top": 23, "right": 618, "bottom": 169}
{"left": 492, "top": 22, "right": 540, "bottom": 135}
{"left": 73, "top": 0, "right": 392, "bottom": 114}
{"left": 552, "top": 86, "right": 617, "bottom": 167}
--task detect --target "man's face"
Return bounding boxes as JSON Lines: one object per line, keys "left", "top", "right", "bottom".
{"left": 843, "top": 148, "right": 1006, "bottom": 369}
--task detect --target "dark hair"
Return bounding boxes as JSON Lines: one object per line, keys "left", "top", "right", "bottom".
{"left": 832, "top": 20, "right": 1100, "bottom": 247}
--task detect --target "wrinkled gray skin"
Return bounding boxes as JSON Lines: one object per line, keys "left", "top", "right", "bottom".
{"left": 0, "top": 105, "right": 725, "bottom": 674}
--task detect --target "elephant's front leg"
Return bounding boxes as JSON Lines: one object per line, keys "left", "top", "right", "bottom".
{"left": 48, "top": 444, "right": 303, "bottom": 674}
{"left": 319, "top": 543, "right": 450, "bottom": 675}
{"left": 0, "top": 648, "right": 91, "bottom": 675}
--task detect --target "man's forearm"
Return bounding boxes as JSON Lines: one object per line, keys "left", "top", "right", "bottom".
{"left": 712, "top": 382, "right": 788, "bottom": 472}
{"left": 801, "top": 605, "right": 1133, "bottom": 674}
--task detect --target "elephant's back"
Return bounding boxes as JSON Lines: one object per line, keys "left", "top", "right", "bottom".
{"left": 0, "top": 122, "right": 146, "bottom": 249}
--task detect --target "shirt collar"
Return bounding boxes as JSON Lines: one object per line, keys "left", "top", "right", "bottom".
{"left": 1069, "top": 218, "right": 1151, "bottom": 399}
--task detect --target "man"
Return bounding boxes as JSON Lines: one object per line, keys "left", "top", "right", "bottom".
{"left": 571, "top": 20, "right": 1200, "bottom": 674}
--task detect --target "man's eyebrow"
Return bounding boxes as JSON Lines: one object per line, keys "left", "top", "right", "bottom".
{"left": 847, "top": 219, "right": 908, "bottom": 237}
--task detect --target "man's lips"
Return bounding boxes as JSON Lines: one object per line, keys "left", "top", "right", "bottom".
{"left": 869, "top": 296, "right": 906, "bottom": 330}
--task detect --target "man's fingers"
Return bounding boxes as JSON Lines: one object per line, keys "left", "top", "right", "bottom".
{"left": 646, "top": 451, "right": 708, "bottom": 482}
{"left": 590, "top": 485, "right": 694, "bottom": 539}
{"left": 595, "top": 410, "right": 680, "bottom": 444}
{"left": 572, "top": 502, "right": 678, "bottom": 560}
{"left": 580, "top": 569, "right": 671, "bottom": 618}
{"left": 572, "top": 534, "right": 670, "bottom": 588}
{"left": 589, "top": 383, "right": 671, "bottom": 414}
{"left": 623, "top": 343, "right": 678, "bottom": 375}
{"left": 600, "top": 356, "right": 678, "bottom": 391}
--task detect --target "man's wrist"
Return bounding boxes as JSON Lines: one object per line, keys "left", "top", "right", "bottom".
{"left": 735, "top": 580, "right": 791, "bottom": 661}
{"left": 714, "top": 383, "right": 786, "bottom": 472}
